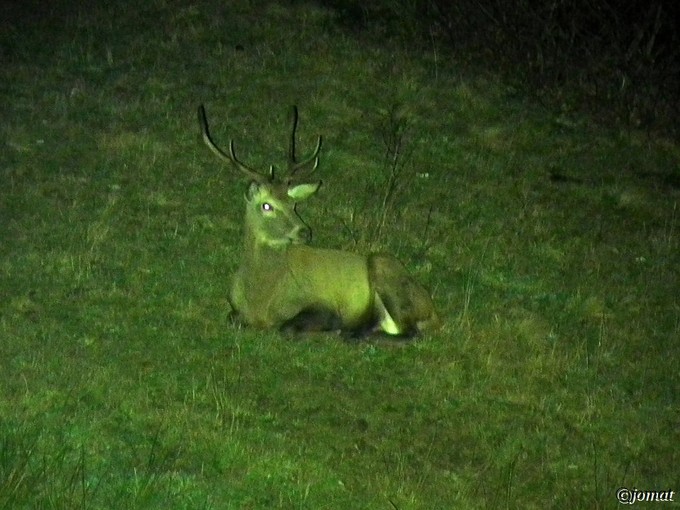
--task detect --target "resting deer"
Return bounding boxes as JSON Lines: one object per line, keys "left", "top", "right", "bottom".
{"left": 198, "top": 104, "right": 439, "bottom": 337}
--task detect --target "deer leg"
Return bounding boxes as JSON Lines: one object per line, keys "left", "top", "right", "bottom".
{"left": 280, "top": 306, "right": 344, "bottom": 333}
{"left": 227, "top": 292, "right": 246, "bottom": 328}
{"left": 368, "top": 254, "right": 437, "bottom": 337}
{"left": 368, "top": 254, "right": 413, "bottom": 336}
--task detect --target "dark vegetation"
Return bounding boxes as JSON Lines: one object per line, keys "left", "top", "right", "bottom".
{"left": 325, "top": 0, "right": 680, "bottom": 138}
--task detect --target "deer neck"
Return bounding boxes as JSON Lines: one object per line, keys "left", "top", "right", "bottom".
{"left": 242, "top": 224, "right": 290, "bottom": 272}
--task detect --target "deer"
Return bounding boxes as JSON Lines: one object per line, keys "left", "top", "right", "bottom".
{"left": 198, "top": 104, "right": 439, "bottom": 337}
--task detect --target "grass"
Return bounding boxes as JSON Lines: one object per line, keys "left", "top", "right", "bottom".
{"left": 1, "top": 0, "right": 679, "bottom": 508}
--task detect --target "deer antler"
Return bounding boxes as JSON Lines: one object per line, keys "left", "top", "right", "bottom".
{"left": 198, "top": 105, "right": 269, "bottom": 183}
{"left": 287, "top": 105, "right": 322, "bottom": 179}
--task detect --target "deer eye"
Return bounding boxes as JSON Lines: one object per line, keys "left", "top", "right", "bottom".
{"left": 262, "top": 202, "right": 273, "bottom": 212}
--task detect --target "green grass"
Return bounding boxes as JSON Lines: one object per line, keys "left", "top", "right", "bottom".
{"left": 1, "top": 0, "right": 678, "bottom": 508}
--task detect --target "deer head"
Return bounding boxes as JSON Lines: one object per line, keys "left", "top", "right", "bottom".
{"left": 198, "top": 104, "right": 323, "bottom": 247}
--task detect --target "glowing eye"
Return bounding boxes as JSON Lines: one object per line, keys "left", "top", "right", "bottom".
{"left": 262, "top": 203, "right": 273, "bottom": 212}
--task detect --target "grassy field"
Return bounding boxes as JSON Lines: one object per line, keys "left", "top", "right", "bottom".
{"left": 1, "top": 0, "right": 678, "bottom": 508}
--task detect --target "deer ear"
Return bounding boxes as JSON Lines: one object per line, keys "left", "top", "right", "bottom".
{"left": 245, "top": 181, "right": 260, "bottom": 201}
{"left": 287, "top": 181, "right": 321, "bottom": 201}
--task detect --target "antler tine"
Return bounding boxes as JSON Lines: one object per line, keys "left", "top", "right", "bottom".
{"left": 198, "top": 105, "right": 266, "bottom": 183}
{"left": 287, "top": 105, "right": 323, "bottom": 178}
